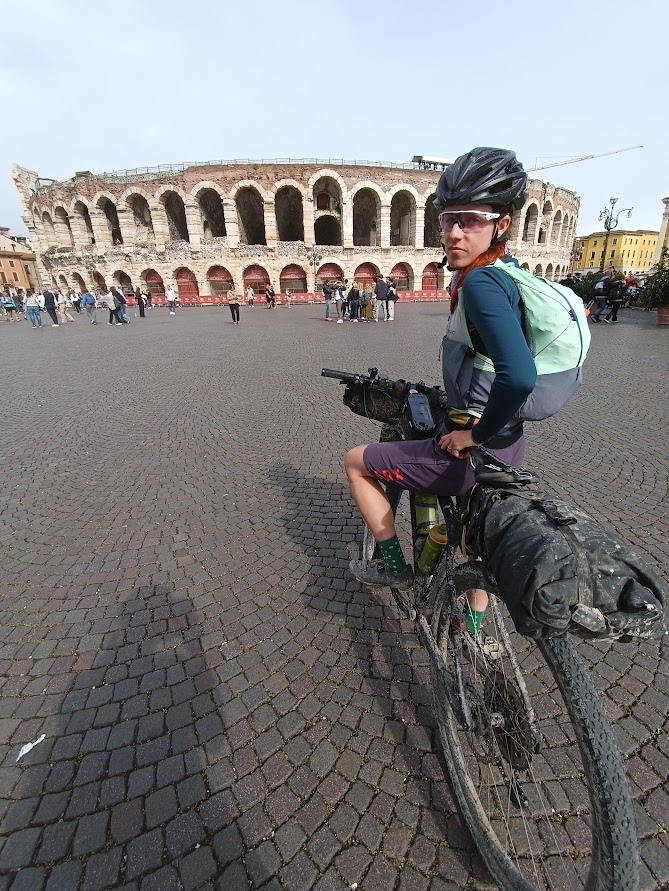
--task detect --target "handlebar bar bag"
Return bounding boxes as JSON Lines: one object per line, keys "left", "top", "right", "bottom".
{"left": 343, "top": 382, "right": 400, "bottom": 425}
{"left": 462, "top": 485, "right": 666, "bottom": 641}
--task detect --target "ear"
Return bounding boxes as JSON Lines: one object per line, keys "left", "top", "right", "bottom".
{"left": 498, "top": 214, "right": 512, "bottom": 236}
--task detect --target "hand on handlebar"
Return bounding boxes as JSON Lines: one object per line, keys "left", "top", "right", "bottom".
{"left": 439, "top": 429, "right": 477, "bottom": 460}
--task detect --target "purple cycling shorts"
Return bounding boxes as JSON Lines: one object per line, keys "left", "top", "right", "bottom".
{"left": 363, "top": 427, "right": 526, "bottom": 497}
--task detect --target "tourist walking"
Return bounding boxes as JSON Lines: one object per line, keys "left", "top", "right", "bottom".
{"left": 145, "top": 290, "right": 153, "bottom": 309}
{"left": 284, "top": 289, "right": 292, "bottom": 307}
{"left": 348, "top": 282, "right": 360, "bottom": 322}
{"left": 592, "top": 274, "right": 611, "bottom": 322}
{"left": 386, "top": 280, "right": 398, "bottom": 321}
{"left": 265, "top": 283, "right": 276, "bottom": 308}
{"left": 246, "top": 286, "right": 255, "bottom": 307}
{"left": 43, "top": 289, "right": 59, "bottom": 326}
{"left": 135, "top": 288, "right": 146, "bottom": 318}
{"left": 25, "top": 290, "right": 42, "bottom": 328}
{"left": 59, "top": 290, "right": 75, "bottom": 324}
{"left": 70, "top": 289, "right": 82, "bottom": 313}
{"left": 81, "top": 289, "right": 97, "bottom": 324}
{"left": 322, "top": 280, "right": 333, "bottom": 321}
{"left": 100, "top": 289, "right": 122, "bottom": 325}
{"left": 1, "top": 293, "right": 19, "bottom": 321}
{"left": 228, "top": 288, "right": 240, "bottom": 324}
{"left": 374, "top": 276, "right": 389, "bottom": 321}
{"left": 334, "top": 281, "right": 345, "bottom": 323}
{"left": 604, "top": 273, "right": 627, "bottom": 323}
{"left": 166, "top": 286, "right": 177, "bottom": 314}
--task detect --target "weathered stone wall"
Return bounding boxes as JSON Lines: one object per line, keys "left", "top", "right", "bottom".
{"left": 12, "top": 160, "right": 580, "bottom": 297}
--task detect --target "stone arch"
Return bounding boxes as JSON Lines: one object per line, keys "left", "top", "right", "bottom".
{"left": 424, "top": 194, "right": 441, "bottom": 248}
{"left": 175, "top": 266, "right": 199, "bottom": 297}
{"left": 545, "top": 263, "right": 553, "bottom": 280}
{"left": 522, "top": 203, "right": 539, "bottom": 242}
{"left": 353, "top": 187, "right": 381, "bottom": 247}
{"left": 389, "top": 262, "right": 413, "bottom": 291}
{"left": 390, "top": 190, "right": 416, "bottom": 247}
{"left": 95, "top": 194, "right": 123, "bottom": 245}
{"left": 270, "top": 178, "right": 307, "bottom": 200}
{"left": 142, "top": 268, "right": 165, "bottom": 298}
{"left": 94, "top": 271, "right": 107, "bottom": 291}
{"left": 422, "top": 262, "right": 440, "bottom": 291}
{"left": 354, "top": 262, "right": 380, "bottom": 288}
{"left": 308, "top": 168, "right": 348, "bottom": 201}
{"left": 314, "top": 215, "right": 341, "bottom": 246}
{"left": 561, "top": 214, "right": 570, "bottom": 247}
{"left": 58, "top": 274, "right": 69, "bottom": 292}
{"left": 53, "top": 206, "right": 75, "bottom": 248}
{"left": 279, "top": 264, "right": 308, "bottom": 293}
{"left": 235, "top": 186, "right": 266, "bottom": 245}
{"left": 197, "top": 188, "right": 227, "bottom": 240}
{"left": 275, "top": 186, "right": 304, "bottom": 242}
{"left": 159, "top": 190, "right": 190, "bottom": 242}
{"left": 538, "top": 201, "right": 553, "bottom": 245}
{"left": 72, "top": 272, "right": 87, "bottom": 292}
{"left": 533, "top": 264, "right": 543, "bottom": 276}
{"left": 521, "top": 262, "right": 530, "bottom": 271}
{"left": 243, "top": 264, "right": 270, "bottom": 293}
{"left": 114, "top": 270, "right": 134, "bottom": 295}
{"left": 207, "top": 265, "right": 234, "bottom": 295}
{"left": 72, "top": 199, "right": 95, "bottom": 245}
{"left": 316, "top": 262, "right": 344, "bottom": 289}
{"left": 552, "top": 210, "right": 563, "bottom": 247}
{"left": 124, "top": 192, "right": 155, "bottom": 243}
{"left": 41, "top": 211, "right": 56, "bottom": 245}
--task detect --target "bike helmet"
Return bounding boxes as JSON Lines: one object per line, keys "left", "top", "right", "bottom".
{"left": 434, "top": 147, "right": 527, "bottom": 211}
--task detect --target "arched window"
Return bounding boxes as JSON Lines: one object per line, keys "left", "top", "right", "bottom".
{"left": 58, "top": 274, "right": 69, "bottom": 292}
{"left": 424, "top": 195, "right": 441, "bottom": 248}
{"left": 54, "top": 207, "right": 74, "bottom": 248}
{"left": 538, "top": 202, "right": 552, "bottom": 245}
{"left": 98, "top": 197, "right": 123, "bottom": 245}
{"left": 236, "top": 187, "right": 266, "bottom": 245}
{"left": 389, "top": 263, "right": 411, "bottom": 291}
{"left": 533, "top": 264, "right": 543, "bottom": 276}
{"left": 207, "top": 265, "right": 233, "bottom": 295}
{"left": 175, "top": 267, "right": 199, "bottom": 296}
{"left": 129, "top": 195, "right": 155, "bottom": 242}
{"left": 316, "top": 263, "right": 343, "bottom": 288}
{"left": 199, "top": 190, "right": 226, "bottom": 239}
{"left": 275, "top": 187, "right": 304, "bottom": 242}
{"left": 162, "top": 191, "right": 190, "bottom": 242}
{"left": 316, "top": 193, "right": 331, "bottom": 210}
{"left": 314, "top": 216, "right": 341, "bottom": 246}
{"left": 390, "top": 191, "right": 415, "bottom": 246}
{"left": 522, "top": 204, "right": 538, "bottom": 242}
{"left": 422, "top": 262, "right": 438, "bottom": 291}
{"left": 279, "top": 264, "right": 307, "bottom": 293}
{"left": 552, "top": 211, "right": 562, "bottom": 247}
{"left": 545, "top": 264, "right": 553, "bottom": 280}
{"left": 144, "top": 269, "right": 164, "bottom": 297}
{"left": 354, "top": 263, "right": 379, "bottom": 288}
{"left": 74, "top": 201, "right": 95, "bottom": 244}
{"left": 243, "top": 265, "right": 270, "bottom": 293}
{"left": 94, "top": 271, "right": 107, "bottom": 291}
{"left": 72, "top": 272, "right": 86, "bottom": 292}
{"left": 117, "top": 271, "right": 133, "bottom": 295}
{"left": 353, "top": 189, "right": 380, "bottom": 247}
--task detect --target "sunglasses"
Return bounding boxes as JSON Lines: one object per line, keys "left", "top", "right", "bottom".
{"left": 439, "top": 210, "right": 501, "bottom": 233}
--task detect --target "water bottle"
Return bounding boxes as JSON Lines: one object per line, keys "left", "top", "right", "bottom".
{"left": 414, "top": 494, "right": 438, "bottom": 537}
{"left": 417, "top": 523, "right": 449, "bottom": 576}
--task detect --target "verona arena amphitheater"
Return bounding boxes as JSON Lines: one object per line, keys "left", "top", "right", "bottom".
{"left": 12, "top": 159, "right": 579, "bottom": 302}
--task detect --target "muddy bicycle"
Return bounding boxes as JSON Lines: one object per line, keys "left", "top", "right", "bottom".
{"left": 322, "top": 365, "right": 640, "bottom": 891}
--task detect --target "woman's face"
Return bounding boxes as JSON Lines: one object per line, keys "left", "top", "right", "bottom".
{"left": 442, "top": 203, "right": 511, "bottom": 270}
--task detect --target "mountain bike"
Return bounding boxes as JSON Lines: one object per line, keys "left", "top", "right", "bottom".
{"left": 322, "top": 366, "right": 638, "bottom": 891}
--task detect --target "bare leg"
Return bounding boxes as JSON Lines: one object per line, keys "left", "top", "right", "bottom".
{"left": 344, "top": 445, "right": 398, "bottom": 541}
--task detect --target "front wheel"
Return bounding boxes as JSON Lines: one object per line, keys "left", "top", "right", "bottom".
{"left": 431, "top": 571, "right": 638, "bottom": 891}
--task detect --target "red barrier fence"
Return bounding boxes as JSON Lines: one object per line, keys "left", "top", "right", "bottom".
{"left": 126, "top": 290, "right": 450, "bottom": 307}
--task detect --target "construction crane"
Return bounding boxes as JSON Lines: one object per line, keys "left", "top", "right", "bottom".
{"left": 527, "top": 145, "right": 642, "bottom": 173}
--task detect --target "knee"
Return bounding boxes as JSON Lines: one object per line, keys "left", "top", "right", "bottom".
{"left": 344, "top": 445, "right": 368, "bottom": 480}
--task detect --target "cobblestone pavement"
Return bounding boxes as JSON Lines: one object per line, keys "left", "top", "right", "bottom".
{"left": 0, "top": 303, "right": 668, "bottom": 891}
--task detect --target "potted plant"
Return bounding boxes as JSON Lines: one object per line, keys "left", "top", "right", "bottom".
{"left": 639, "top": 249, "right": 669, "bottom": 325}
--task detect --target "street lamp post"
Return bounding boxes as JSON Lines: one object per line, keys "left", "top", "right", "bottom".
{"left": 306, "top": 246, "right": 323, "bottom": 298}
{"left": 598, "top": 195, "right": 632, "bottom": 273}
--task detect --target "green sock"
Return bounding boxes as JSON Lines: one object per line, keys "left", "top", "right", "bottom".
{"left": 377, "top": 535, "right": 407, "bottom": 573}
{"left": 464, "top": 606, "right": 485, "bottom": 635}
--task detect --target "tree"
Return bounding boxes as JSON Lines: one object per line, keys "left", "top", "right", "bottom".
{"left": 638, "top": 249, "right": 669, "bottom": 310}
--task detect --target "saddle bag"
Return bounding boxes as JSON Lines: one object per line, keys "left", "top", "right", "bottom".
{"left": 460, "top": 485, "right": 666, "bottom": 641}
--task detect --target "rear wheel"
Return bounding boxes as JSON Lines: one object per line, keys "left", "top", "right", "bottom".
{"left": 431, "top": 565, "right": 638, "bottom": 891}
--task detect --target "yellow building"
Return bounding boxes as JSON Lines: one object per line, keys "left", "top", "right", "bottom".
{"left": 0, "top": 227, "right": 38, "bottom": 294}
{"left": 572, "top": 229, "right": 658, "bottom": 276}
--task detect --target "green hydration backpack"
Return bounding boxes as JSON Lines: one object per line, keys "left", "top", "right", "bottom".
{"left": 460, "top": 260, "right": 591, "bottom": 421}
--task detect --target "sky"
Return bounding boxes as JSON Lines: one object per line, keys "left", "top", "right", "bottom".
{"left": 1, "top": 0, "right": 666, "bottom": 238}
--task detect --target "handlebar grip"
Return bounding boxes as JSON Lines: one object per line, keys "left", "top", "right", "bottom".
{"left": 321, "top": 368, "right": 359, "bottom": 382}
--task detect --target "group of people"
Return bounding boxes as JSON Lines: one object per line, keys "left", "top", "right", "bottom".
{"left": 558, "top": 270, "right": 642, "bottom": 324}
{"left": 322, "top": 277, "right": 399, "bottom": 323}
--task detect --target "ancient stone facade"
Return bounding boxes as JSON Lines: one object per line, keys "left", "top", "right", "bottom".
{"left": 12, "top": 160, "right": 580, "bottom": 299}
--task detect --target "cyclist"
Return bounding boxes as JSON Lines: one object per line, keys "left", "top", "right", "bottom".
{"left": 344, "top": 147, "right": 536, "bottom": 632}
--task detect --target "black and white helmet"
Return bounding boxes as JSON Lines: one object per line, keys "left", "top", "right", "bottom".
{"left": 434, "top": 147, "right": 527, "bottom": 211}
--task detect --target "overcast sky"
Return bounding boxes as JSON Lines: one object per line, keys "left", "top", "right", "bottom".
{"left": 1, "top": 0, "right": 665, "bottom": 238}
